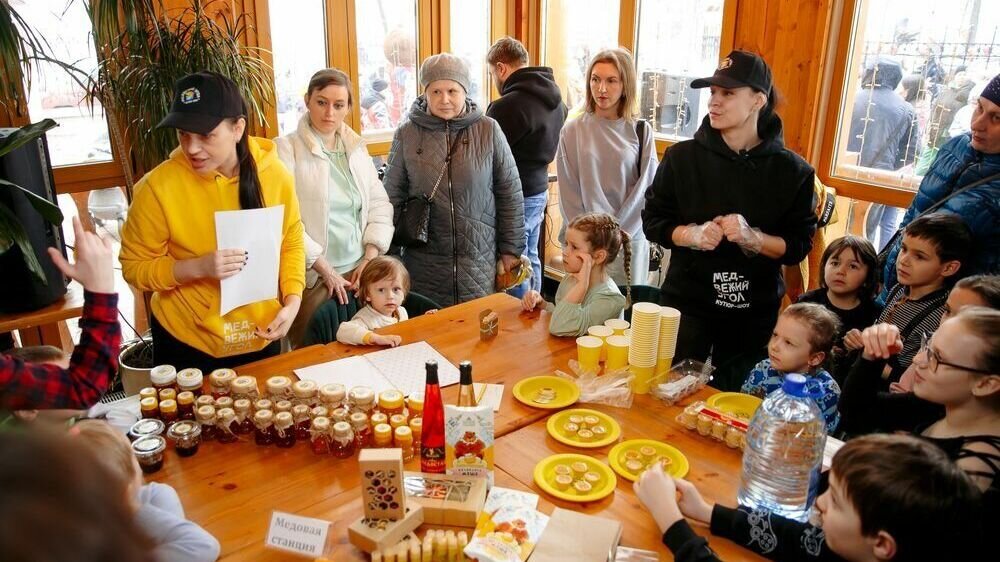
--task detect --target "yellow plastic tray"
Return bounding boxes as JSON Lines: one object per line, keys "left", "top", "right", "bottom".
{"left": 608, "top": 439, "right": 690, "bottom": 482}
{"left": 545, "top": 408, "right": 622, "bottom": 449}
{"left": 512, "top": 375, "right": 580, "bottom": 410}
{"left": 706, "top": 392, "right": 762, "bottom": 420}
{"left": 533, "top": 453, "right": 617, "bottom": 503}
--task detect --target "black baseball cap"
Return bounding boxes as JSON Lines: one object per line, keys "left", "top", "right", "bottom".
{"left": 156, "top": 71, "right": 245, "bottom": 135}
{"left": 691, "top": 50, "right": 773, "bottom": 94}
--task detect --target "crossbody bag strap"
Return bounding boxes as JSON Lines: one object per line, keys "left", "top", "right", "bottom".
{"left": 427, "top": 128, "right": 466, "bottom": 201}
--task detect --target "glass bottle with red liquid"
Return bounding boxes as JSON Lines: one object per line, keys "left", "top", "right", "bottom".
{"left": 292, "top": 404, "right": 312, "bottom": 441}
{"left": 420, "top": 360, "right": 446, "bottom": 473}
{"left": 233, "top": 399, "right": 254, "bottom": 434}
{"left": 310, "top": 417, "right": 332, "bottom": 454}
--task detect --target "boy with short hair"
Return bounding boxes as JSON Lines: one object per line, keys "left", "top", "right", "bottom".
{"left": 635, "top": 433, "right": 982, "bottom": 562}
{"left": 846, "top": 213, "right": 971, "bottom": 385}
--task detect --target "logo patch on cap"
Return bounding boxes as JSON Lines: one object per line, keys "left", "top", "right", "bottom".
{"left": 718, "top": 57, "right": 733, "bottom": 70}
{"left": 180, "top": 88, "right": 201, "bottom": 104}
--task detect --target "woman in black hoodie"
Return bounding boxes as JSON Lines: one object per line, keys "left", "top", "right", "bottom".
{"left": 642, "top": 51, "right": 816, "bottom": 390}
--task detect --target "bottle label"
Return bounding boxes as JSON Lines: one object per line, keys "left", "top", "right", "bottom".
{"left": 421, "top": 445, "right": 446, "bottom": 472}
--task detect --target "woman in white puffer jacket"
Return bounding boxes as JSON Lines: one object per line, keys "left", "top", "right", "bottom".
{"left": 275, "top": 68, "right": 394, "bottom": 348}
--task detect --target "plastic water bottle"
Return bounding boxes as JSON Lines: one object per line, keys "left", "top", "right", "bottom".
{"left": 737, "top": 374, "right": 827, "bottom": 522}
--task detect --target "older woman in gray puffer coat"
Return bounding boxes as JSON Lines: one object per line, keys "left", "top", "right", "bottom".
{"left": 384, "top": 53, "right": 526, "bottom": 307}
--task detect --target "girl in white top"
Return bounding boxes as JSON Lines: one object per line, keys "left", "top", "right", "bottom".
{"left": 337, "top": 256, "right": 410, "bottom": 347}
{"left": 275, "top": 68, "right": 395, "bottom": 348}
{"left": 557, "top": 48, "right": 658, "bottom": 286}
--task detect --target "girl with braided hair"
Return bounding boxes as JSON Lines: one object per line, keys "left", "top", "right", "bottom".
{"left": 523, "top": 213, "right": 629, "bottom": 336}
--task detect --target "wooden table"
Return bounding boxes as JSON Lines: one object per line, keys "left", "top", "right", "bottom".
{"left": 0, "top": 280, "right": 83, "bottom": 351}
{"left": 151, "top": 293, "right": 763, "bottom": 560}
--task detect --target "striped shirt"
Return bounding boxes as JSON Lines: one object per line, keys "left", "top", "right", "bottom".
{"left": 877, "top": 284, "right": 947, "bottom": 382}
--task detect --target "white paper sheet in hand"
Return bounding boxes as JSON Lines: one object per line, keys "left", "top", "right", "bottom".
{"left": 216, "top": 205, "right": 284, "bottom": 316}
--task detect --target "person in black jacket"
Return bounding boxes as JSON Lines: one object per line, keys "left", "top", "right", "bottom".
{"left": 634, "top": 434, "right": 983, "bottom": 562}
{"left": 486, "top": 37, "right": 568, "bottom": 297}
{"left": 642, "top": 50, "right": 816, "bottom": 390}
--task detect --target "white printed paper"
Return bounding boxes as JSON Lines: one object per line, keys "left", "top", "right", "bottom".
{"left": 216, "top": 205, "right": 284, "bottom": 316}
{"left": 265, "top": 511, "right": 330, "bottom": 557}
{"left": 473, "top": 383, "right": 504, "bottom": 412}
{"left": 294, "top": 341, "right": 460, "bottom": 396}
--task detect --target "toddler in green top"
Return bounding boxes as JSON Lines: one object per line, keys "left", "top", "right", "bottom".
{"left": 522, "top": 212, "right": 629, "bottom": 336}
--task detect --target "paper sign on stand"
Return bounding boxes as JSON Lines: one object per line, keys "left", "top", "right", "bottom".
{"left": 265, "top": 511, "right": 330, "bottom": 557}
{"left": 216, "top": 205, "right": 284, "bottom": 316}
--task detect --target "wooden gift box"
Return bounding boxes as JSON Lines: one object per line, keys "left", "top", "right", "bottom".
{"left": 347, "top": 504, "right": 424, "bottom": 553}
{"left": 402, "top": 471, "right": 487, "bottom": 528}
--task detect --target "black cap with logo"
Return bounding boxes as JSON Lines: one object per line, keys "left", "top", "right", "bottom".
{"left": 157, "top": 71, "right": 245, "bottom": 135}
{"left": 691, "top": 50, "right": 773, "bottom": 94}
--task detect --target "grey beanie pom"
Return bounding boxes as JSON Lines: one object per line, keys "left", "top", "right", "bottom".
{"left": 420, "top": 53, "right": 471, "bottom": 93}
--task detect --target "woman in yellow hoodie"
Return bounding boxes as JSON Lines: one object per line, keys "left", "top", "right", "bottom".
{"left": 120, "top": 72, "right": 305, "bottom": 371}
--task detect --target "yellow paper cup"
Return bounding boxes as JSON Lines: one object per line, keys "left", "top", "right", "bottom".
{"left": 605, "top": 335, "right": 629, "bottom": 372}
{"left": 630, "top": 365, "right": 656, "bottom": 395}
{"left": 577, "top": 336, "right": 603, "bottom": 373}
{"left": 604, "top": 319, "right": 630, "bottom": 336}
{"left": 587, "top": 325, "right": 614, "bottom": 362}
{"left": 655, "top": 356, "right": 673, "bottom": 379}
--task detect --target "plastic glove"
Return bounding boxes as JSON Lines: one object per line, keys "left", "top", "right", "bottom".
{"left": 717, "top": 214, "right": 764, "bottom": 256}
{"left": 678, "top": 221, "right": 724, "bottom": 251}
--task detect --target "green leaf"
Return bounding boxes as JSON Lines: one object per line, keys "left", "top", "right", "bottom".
{"left": 0, "top": 203, "right": 47, "bottom": 285}
{"left": 0, "top": 119, "right": 58, "bottom": 158}
{"left": 0, "top": 177, "right": 63, "bottom": 225}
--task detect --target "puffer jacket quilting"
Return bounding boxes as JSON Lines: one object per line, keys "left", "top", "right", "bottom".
{"left": 384, "top": 97, "right": 525, "bottom": 307}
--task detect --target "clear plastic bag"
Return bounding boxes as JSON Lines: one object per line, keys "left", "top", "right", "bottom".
{"left": 554, "top": 361, "right": 634, "bottom": 409}
{"left": 650, "top": 359, "right": 714, "bottom": 405}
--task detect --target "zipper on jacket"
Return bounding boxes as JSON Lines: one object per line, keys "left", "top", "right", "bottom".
{"left": 446, "top": 122, "right": 460, "bottom": 303}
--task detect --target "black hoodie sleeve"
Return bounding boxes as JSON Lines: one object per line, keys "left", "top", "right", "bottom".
{"left": 710, "top": 505, "right": 839, "bottom": 561}
{"left": 662, "top": 520, "right": 723, "bottom": 562}
{"left": 642, "top": 151, "right": 683, "bottom": 249}
{"left": 772, "top": 168, "right": 817, "bottom": 265}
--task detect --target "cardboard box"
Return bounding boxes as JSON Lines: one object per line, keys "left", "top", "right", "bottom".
{"left": 359, "top": 448, "right": 406, "bottom": 521}
{"left": 529, "top": 508, "right": 623, "bottom": 562}
{"left": 402, "top": 471, "right": 487, "bottom": 528}
{"left": 347, "top": 504, "right": 423, "bottom": 553}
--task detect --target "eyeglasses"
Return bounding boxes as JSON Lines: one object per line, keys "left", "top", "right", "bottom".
{"left": 917, "top": 333, "right": 993, "bottom": 375}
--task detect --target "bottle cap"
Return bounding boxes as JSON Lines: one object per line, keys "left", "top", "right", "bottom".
{"left": 459, "top": 361, "right": 473, "bottom": 385}
{"left": 233, "top": 399, "right": 252, "bottom": 413}
{"left": 781, "top": 374, "right": 808, "bottom": 397}
{"left": 333, "top": 421, "right": 353, "bottom": 437}
{"left": 319, "top": 383, "right": 346, "bottom": 403}
{"left": 312, "top": 417, "right": 331, "bottom": 431}
{"left": 254, "top": 409, "right": 274, "bottom": 424}
{"left": 209, "top": 368, "right": 236, "bottom": 385}
{"left": 425, "top": 360, "right": 439, "bottom": 385}
{"left": 293, "top": 380, "right": 318, "bottom": 398}
{"left": 407, "top": 393, "right": 424, "bottom": 413}
{"left": 177, "top": 391, "right": 195, "bottom": 405}
{"left": 159, "top": 399, "right": 177, "bottom": 413}
{"left": 176, "top": 368, "right": 203, "bottom": 389}
{"left": 379, "top": 389, "right": 404, "bottom": 410}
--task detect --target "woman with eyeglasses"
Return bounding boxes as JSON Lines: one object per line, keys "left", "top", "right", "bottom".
{"left": 840, "top": 304, "right": 999, "bottom": 504}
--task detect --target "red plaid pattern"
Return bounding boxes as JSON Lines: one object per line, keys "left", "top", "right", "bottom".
{"left": 1, "top": 291, "right": 121, "bottom": 410}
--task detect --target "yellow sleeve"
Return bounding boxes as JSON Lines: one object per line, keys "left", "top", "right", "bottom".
{"left": 276, "top": 165, "right": 306, "bottom": 299}
{"left": 119, "top": 177, "right": 180, "bottom": 292}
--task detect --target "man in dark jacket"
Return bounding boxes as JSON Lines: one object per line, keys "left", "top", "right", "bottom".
{"left": 486, "top": 37, "right": 568, "bottom": 297}
{"left": 847, "top": 56, "right": 920, "bottom": 250}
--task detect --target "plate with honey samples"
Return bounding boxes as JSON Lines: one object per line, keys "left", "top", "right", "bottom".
{"left": 512, "top": 375, "right": 580, "bottom": 410}
{"left": 533, "top": 453, "right": 617, "bottom": 503}
{"left": 545, "top": 408, "right": 621, "bottom": 448}
{"left": 607, "top": 439, "right": 689, "bottom": 482}
{"left": 706, "top": 392, "right": 762, "bottom": 420}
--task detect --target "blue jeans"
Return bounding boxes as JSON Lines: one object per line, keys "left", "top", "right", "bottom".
{"left": 508, "top": 192, "right": 548, "bottom": 298}
{"left": 866, "top": 204, "right": 903, "bottom": 251}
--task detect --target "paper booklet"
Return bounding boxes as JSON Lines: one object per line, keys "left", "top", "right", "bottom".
{"left": 293, "top": 341, "right": 460, "bottom": 397}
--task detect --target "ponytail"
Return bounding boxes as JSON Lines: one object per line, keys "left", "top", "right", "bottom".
{"left": 233, "top": 116, "right": 264, "bottom": 210}
{"left": 620, "top": 230, "right": 632, "bottom": 309}
{"left": 756, "top": 87, "right": 782, "bottom": 139}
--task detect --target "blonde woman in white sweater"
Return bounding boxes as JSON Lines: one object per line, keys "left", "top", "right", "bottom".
{"left": 276, "top": 68, "right": 394, "bottom": 348}
{"left": 337, "top": 256, "right": 410, "bottom": 347}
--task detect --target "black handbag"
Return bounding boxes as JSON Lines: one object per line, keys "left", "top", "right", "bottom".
{"left": 393, "top": 129, "right": 465, "bottom": 247}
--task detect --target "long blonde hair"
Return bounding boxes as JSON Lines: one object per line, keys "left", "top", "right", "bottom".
{"left": 584, "top": 48, "right": 638, "bottom": 121}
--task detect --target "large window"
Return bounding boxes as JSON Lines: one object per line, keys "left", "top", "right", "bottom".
{"left": 449, "top": 0, "right": 491, "bottom": 107}
{"left": 826, "top": 0, "right": 1000, "bottom": 196}
{"left": 356, "top": 0, "right": 419, "bottom": 138}
{"left": 542, "top": 0, "right": 620, "bottom": 113}
{"left": 634, "top": 0, "right": 724, "bottom": 140}
{"left": 20, "top": 1, "right": 111, "bottom": 167}
{"left": 269, "top": 0, "right": 327, "bottom": 136}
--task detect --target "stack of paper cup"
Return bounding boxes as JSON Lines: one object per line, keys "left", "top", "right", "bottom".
{"left": 576, "top": 336, "right": 603, "bottom": 374}
{"left": 604, "top": 319, "right": 630, "bottom": 336}
{"left": 628, "top": 302, "right": 661, "bottom": 394}
{"left": 605, "top": 335, "right": 630, "bottom": 371}
{"left": 656, "top": 307, "right": 682, "bottom": 377}
{"left": 587, "top": 325, "right": 614, "bottom": 363}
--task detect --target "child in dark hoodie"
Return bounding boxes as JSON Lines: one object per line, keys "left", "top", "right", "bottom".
{"left": 642, "top": 50, "right": 817, "bottom": 391}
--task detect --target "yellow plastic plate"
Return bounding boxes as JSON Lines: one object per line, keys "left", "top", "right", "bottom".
{"left": 533, "top": 453, "right": 617, "bottom": 503}
{"left": 545, "top": 408, "right": 622, "bottom": 449}
{"left": 512, "top": 375, "right": 580, "bottom": 410}
{"left": 706, "top": 392, "right": 762, "bottom": 420}
{"left": 608, "top": 439, "right": 690, "bottom": 482}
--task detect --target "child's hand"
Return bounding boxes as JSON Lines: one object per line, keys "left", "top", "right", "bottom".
{"left": 425, "top": 309, "right": 438, "bottom": 315}
{"left": 371, "top": 334, "right": 402, "bottom": 347}
{"left": 673, "top": 477, "right": 715, "bottom": 524}
{"left": 48, "top": 216, "right": 115, "bottom": 294}
{"left": 860, "top": 323, "right": 903, "bottom": 360}
{"left": 843, "top": 328, "right": 864, "bottom": 351}
{"left": 572, "top": 253, "right": 594, "bottom": 284}
{"left": 522, "top": 290, "right": 544, "bottom": 311}
{"left": 633, "top": 462, "right": 684, "bottom": 534}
